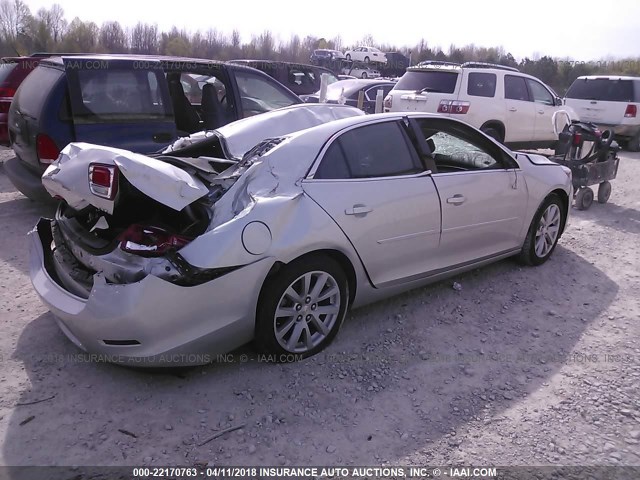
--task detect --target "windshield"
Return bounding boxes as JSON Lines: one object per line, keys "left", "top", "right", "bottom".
{"left": 566, "top": 78, "right": 635, "bottom": 102}
{"left": 395, "top": 71, "right": 459, "bottom": 93}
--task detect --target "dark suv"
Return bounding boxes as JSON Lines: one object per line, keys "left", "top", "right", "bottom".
{"left": 5, "top": 55, "right": 301, "bottom": 201}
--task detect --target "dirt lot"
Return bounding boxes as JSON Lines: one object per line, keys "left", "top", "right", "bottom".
{"left": 0, "top": 147, "right": 639, "bottom": 471}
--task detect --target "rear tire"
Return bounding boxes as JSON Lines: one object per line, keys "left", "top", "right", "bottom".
{"left": 597, "top": 181, "right": 611, "bottom": 204}
{"left": 255, "top": 255, "right": 349, "bottom": 361}
{"left": 481, "top": 126, "right": 504, "bottom": 144}
{"left": 575, "top": 187, "right": 594, "bottom": 210}
{"left": 364, "top": 56, "right": 370, "bottom": 63}
{"left": 517, "top": 194, "right": 564, "bottom": 266}
{"left": 345, "top": 54, "right": 351, "bottom": 61}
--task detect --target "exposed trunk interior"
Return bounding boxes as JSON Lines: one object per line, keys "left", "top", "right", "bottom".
{"left": 57, "top": 175, "right": 211, "bottom": 255}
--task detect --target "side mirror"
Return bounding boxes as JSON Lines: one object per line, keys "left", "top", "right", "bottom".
{"left": 555, "top": 96, "right": 564, "bottom": 106}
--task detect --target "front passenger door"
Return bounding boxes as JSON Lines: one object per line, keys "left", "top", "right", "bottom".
{"left": 415, "top": 118, "right": 528, "bottom": 269}
{"left": 526, "top": 78, "right": 557, "bottom": 143}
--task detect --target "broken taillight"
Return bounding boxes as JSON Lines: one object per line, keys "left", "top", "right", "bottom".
{"left": 118, "top": 224, "right": 191, "bottom": 257}
{"left": 88, "top": 163, "right": 118, "bottom": 200}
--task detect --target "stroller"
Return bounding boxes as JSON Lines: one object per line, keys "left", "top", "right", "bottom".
{"left": 550, "top": 111, "right": 620, "bottom": 210}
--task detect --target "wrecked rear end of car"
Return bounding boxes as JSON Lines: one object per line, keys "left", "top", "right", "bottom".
{"left": 31, "top": 142, "right": 274, "bottom": 366}
{"left": 29, "top": 104, "right": 364, "bottom": 366}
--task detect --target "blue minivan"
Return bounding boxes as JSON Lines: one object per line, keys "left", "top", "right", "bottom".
{"left": 5, "top": 55, "right": 302, "bottom": 201}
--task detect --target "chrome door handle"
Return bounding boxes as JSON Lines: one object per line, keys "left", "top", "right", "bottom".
{"left": 508, "top": 107, "right": 517, "bottom": 112}
{"left": 345, "top": 205, "right": 373, "bottom": 215}
{"left": 447, "top": 194, "right": 466, "bottom": 205}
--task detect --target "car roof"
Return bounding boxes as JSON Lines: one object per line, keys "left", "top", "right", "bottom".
{"left": 575, "top": 75, "right": 640, "bottom": 81}
{"left": 328, "top": 79, "right": 393, "bottom": 94}
{"left": 40, "top": 54, "right": 227, "bottom": 67}
{"left": 229, "top": 59, "right": 336, "bottom": 73}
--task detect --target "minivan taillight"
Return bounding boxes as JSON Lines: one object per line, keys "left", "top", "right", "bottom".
{"left": 0, "top": 87, "right": 16, "bottom": 97}
{"left": 438, "top": 100, "right": 470, "bottom": 114}
{"left": 118, "top": 225, "right": 192, "bottom": 257}
{"left": 36, "top": 134, "right": 60, "bottom": 164}
{"left": 88, "top": 163, "right": 118, "bottom": 200}
{"left": 625, "top": 104, "right": 637, "bottom": 118}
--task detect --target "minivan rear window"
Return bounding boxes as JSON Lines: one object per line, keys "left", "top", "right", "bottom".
{"left": 13, "top": 65, "right": 63, "bottom": 117}
{"left": 566, "top": 78, "right": 635, "bottom": 102}
{"left": 394, "top": 71, "right": 458, "bottom": 93}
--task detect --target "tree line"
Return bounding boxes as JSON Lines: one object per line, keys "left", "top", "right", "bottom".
{"left": 0, "top": 0, "right": 638, "bottom": 93}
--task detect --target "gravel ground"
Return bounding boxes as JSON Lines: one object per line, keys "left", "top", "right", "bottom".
{"left": 0, "top": 147, "right": 639, "bottom": 470}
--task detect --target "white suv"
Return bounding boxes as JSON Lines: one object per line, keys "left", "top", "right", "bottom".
{"left": 564, "top": 76, "right": 640, "bottom": 151}
{"left": 384, "top": 62, "right": 572, "bottom": 149}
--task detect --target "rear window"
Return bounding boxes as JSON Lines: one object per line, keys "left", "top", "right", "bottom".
{"left": 566, "top": 78, "right": 635, "bottom": 102}
{"left": 394, "top": 71, "right": 458, "bottom": 93}
{"left": 74, "top": 69, "right": 170, "bottom": 121}
{"left": 13, "top": 65, "right": 63, "bottom": 117}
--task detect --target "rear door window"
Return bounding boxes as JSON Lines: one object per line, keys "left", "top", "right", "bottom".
{"left": 314, "top": 121, "right": 422, "bottom": 179}
{"left": 467, "top": 72, "right": 497, "bottom": 98}
{"left": 12, "top": 65, "right": 63, "bottom": 116}
{"left": 504, "top": 75, "right": 530, "bottom": 101}
{"left": 565, "top": 78, "right": 635, "bottom": 102}
{"left": 395, "top": 71, "right": 458, "bottom": 93}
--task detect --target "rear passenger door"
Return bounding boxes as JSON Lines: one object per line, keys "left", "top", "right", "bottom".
{"left": 63, "top": 58, "right": 177, "bottom": 153}
{"left": 503, "top": 74, "right": 535, "bottom": 143}
{"left": 303, "top": 120, "right": 442, "bottom": 287}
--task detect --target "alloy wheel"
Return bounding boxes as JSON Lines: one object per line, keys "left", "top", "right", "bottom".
{"left": 273, "top": 271, "right": 341, "bottom": 353}
{"left": 535, "top": 204, "right": 561, "bottom": 258}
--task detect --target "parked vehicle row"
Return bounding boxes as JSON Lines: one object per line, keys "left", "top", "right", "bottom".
{"left": 4, "top": 54, "right": 302, "bottom": 201}
{"left": 301, "top": 79, "right": 395, "bottom": 114}
{"left": 29, "top": 104, "right": 572, "bottom": 365}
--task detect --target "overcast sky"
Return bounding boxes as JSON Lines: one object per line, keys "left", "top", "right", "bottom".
{"left": 22, "top": 0, "right": 640, "bottom": 60}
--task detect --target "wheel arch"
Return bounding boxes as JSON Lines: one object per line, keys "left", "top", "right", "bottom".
{"left": 549, "top": 188, "right": 569, "bottom": 236}
{"left": 259, "top": 249, "right": 358, "bottom": 308}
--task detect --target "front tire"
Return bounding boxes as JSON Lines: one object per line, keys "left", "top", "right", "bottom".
{"left": 361, "top": 72, "right": 368, "bottom": 79}
{"left": 518, "top": 194, "right": 564, "bottom": 266}
{"left": 345, "top": 54, "right": 351, "bottom": 61}
{"left": 255, "top": 255, "right": 349, "bottom": 360}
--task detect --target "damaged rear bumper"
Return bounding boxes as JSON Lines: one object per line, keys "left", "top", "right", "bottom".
{"left": 29, "top": 218, "right": 274, "bottom": 367}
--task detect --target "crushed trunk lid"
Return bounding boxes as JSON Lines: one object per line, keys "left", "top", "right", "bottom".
{"left": 42, "top": 142, "right": 209, "bottom": 214}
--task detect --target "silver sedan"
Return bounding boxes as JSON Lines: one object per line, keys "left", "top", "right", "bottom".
{"left": 30, "top": 104, "right": 573, "bottom": 366}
